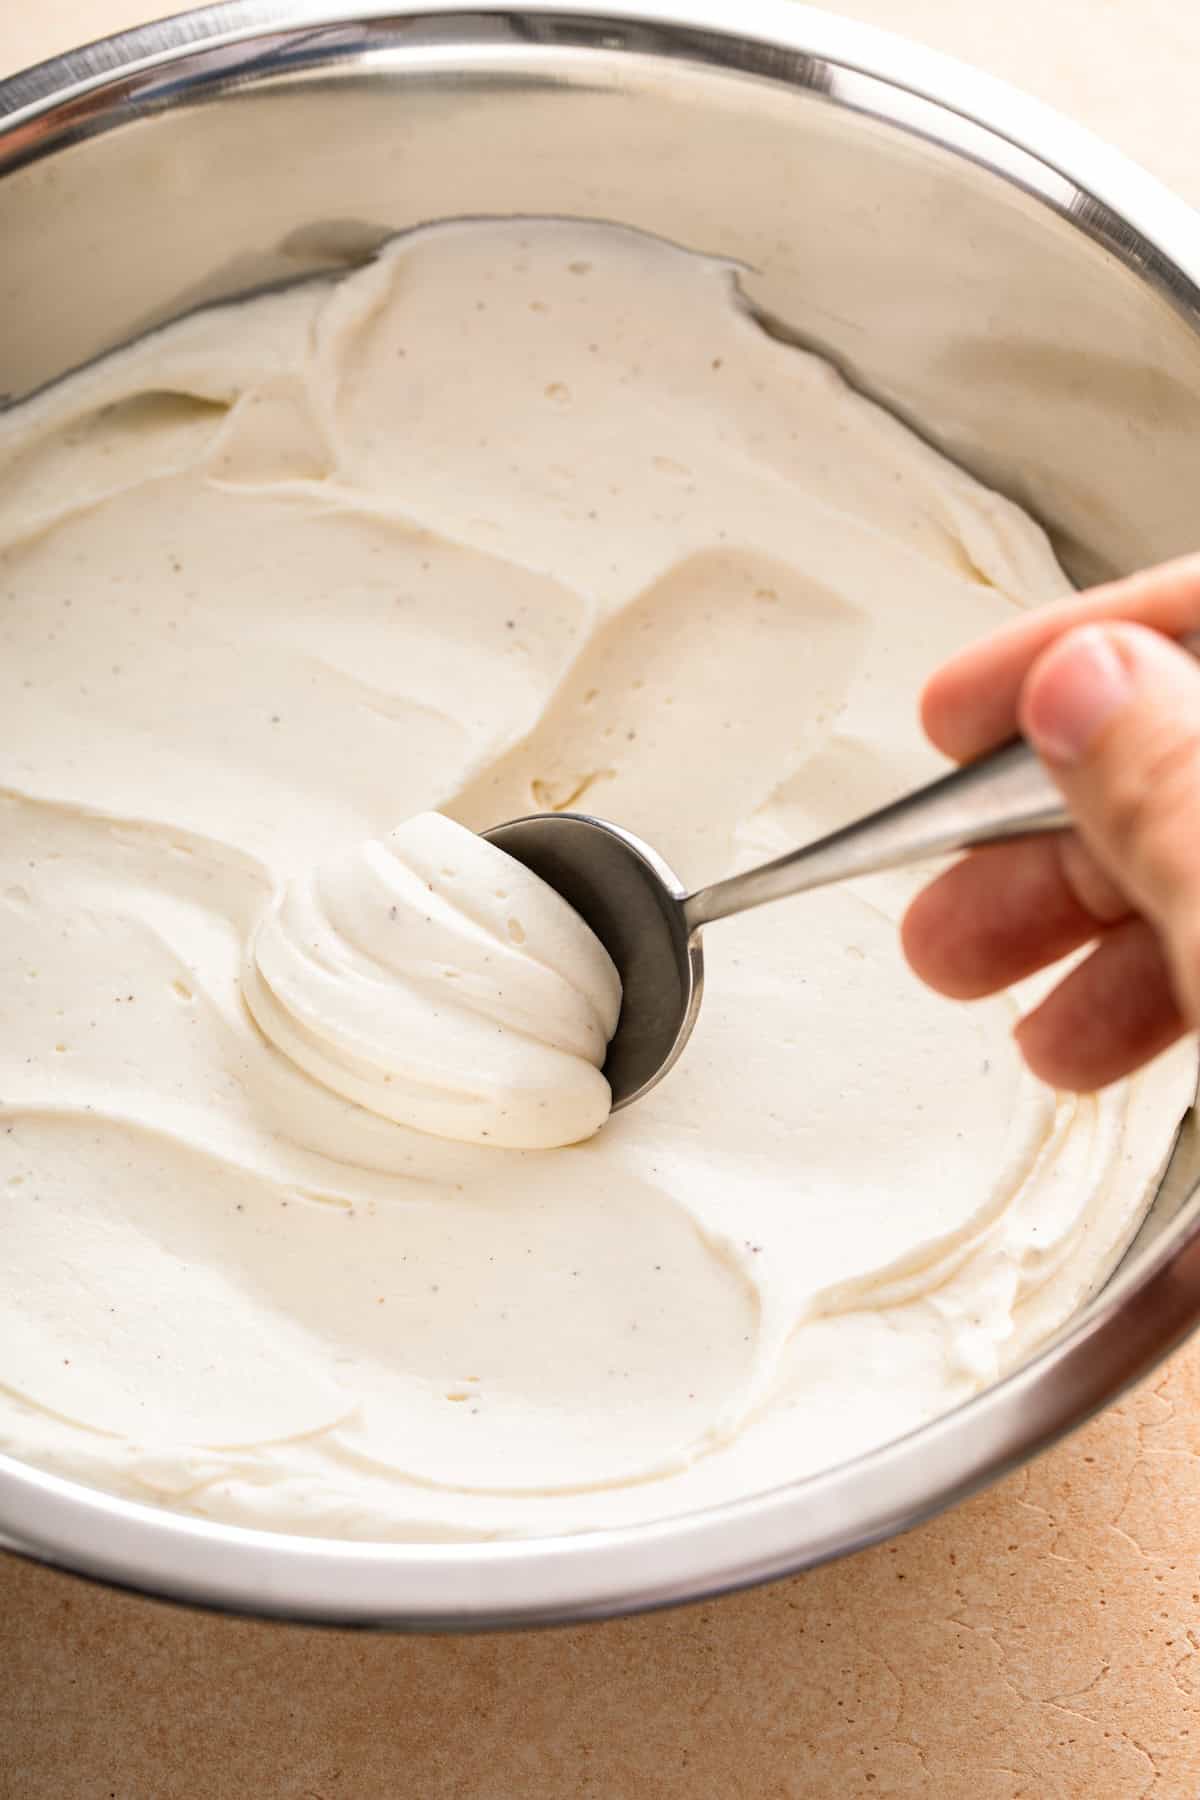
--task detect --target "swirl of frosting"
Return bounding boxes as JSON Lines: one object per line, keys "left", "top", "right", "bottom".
{"left": 242, "top": 813, "right": 621, "bottom": 1148}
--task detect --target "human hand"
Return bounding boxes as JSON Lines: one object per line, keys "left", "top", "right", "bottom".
{"left": 901, "top": 554, "right": 1200, "bottom": 1090}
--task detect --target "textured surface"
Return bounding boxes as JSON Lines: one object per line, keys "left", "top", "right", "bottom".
{"left": 4, "top": 2, "right": 1200, "bottom": 1797}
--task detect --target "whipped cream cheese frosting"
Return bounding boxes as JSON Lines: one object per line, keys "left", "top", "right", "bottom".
{"left": 243, "top": 811, "right": 620, "bottom": 1148}
{"left": 0, "top": 220, "right": 1192, "bottom": 1540}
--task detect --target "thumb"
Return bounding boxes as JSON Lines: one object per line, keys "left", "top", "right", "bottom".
{"left": 1019, "top": 622, "right": 1200, "bottom": 1027}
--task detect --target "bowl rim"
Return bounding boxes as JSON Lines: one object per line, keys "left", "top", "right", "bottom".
{"left": 3, "top": 0, "right": 1200, "bottom": 1628}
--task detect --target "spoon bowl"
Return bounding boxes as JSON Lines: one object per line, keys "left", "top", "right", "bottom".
{"left": 485, "top": 812, "right": 702, "bottom": 1110}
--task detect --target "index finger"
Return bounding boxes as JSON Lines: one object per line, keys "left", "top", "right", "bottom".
{"left": 921, "top": 551, "right": 1200, "bottom": 763}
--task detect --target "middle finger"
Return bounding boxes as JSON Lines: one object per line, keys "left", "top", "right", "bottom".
{"left": 901, "top": 834, "right": 1129, "bottom": 1000}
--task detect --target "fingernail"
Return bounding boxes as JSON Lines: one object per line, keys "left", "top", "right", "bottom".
{"left": 1023, "top": 626, "right": 1133, "bottom": 766}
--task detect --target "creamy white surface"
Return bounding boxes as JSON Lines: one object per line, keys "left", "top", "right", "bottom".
{"left": 0, "top": 219, "right": 1192, "bottom": 1540}
{"left": 243, "top": 811, "right": 620, "bottom": 1148}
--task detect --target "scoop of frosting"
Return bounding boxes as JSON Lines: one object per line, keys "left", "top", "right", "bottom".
{"left": 242, "top": 812, "right": 621, "bottom": 1147}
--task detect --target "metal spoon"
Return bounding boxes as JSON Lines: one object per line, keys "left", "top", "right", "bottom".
{"left": 484, "top": 738, "right": 1088, "bottom": 1112}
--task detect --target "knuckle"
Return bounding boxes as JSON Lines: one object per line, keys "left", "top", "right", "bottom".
{"left": 1101, "top": 722, "right": 1200, "bottom": 904}
{"left": 1057, "top": 832, "right": 1128, "bottom": 923}
{"left": 1167, "top": 914, "right": 1200, "bottom": 1027}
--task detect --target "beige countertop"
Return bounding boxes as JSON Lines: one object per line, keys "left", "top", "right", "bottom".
{"left": 4, "top": 3, "right": 1200, "bottom": 1796}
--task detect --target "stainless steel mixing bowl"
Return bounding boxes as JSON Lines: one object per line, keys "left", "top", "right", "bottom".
{"left": 3, "top": 0, "right": 1200, "bottom": 1628}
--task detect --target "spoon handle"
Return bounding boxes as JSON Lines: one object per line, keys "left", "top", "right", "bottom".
{"left": 684, "top": 737, "right": 1068, "bottom": 928}
{"left": 687, "top": 630, "right": 1200, "bottom": 931}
